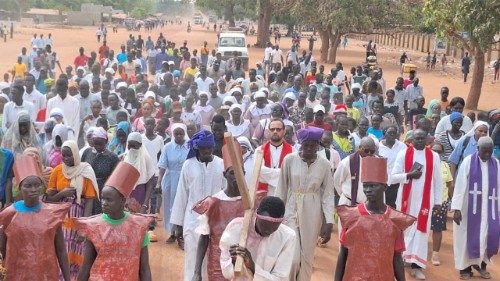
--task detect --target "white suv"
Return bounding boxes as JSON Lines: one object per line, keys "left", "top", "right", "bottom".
{"left": 217, "top": 29, "right": 249, "bottom": 70}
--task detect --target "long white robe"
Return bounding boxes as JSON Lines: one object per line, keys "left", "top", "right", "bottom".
{"left": 451, "top": 155, "right": 500, "bottom": 270}
{"left": 219, "top": 217, "right": 296, "bottom": 281}
{"left": 392, "top": 148, "right": 443, "bottom": 268}
{"left": 170, "top": 156, "right": 226, "bottom": 281}
{"left": 333, "top": 155, "right": 366, "bottom": 206}
{"left": 275, "top": 153, "right": 335, "bottom": 281}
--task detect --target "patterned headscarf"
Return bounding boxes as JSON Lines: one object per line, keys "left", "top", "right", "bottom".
{"left": 187, "top": 129, "right": 215, "bottom": 159}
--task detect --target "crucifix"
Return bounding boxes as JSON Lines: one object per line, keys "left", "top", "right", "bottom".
{"left": 469, "top": 183, "right": 482, "bottom": 215}
{"left": 223, "top": 132, "right": 264, "bottom": 274}
{"left": 489, "top": 188, "right": 498, "bottom": 220}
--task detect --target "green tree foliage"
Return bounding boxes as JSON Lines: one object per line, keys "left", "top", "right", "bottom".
{"left": 195, "top": 0, "right": 255, "bottom": 26}
{"left": 424, "top": 0, "right": 500, "bottom": 109}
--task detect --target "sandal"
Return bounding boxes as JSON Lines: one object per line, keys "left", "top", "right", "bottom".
{"left": 473, "top": 265, "right": 491, "bottom": 279}
{"left": 177, "top": 236, "right": 185, "bottom": 250}
{"left": 166, "top": 235, "right": 176, "bottom": 244}
{"left": 459, "top": 273, "right": 472, "bottom": 280}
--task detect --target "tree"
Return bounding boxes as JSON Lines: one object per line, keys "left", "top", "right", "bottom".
{"left": 130, "top": 0, "right": 153, "bottom": 19}
{"left": 424, "top": 0, "right": 500, "bottom": 109}
{"left": 196, "top": 0, "right": 255, "bottom": 27}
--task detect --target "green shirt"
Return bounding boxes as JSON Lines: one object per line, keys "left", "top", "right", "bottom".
{"left": 101, "top": 212, "right": 150, "bottom": 248}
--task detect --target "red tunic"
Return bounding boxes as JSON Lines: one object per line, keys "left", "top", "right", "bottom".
{"left": 72, "top": 213, "right": 153, "bottom": 281}
{"left": 338, "top": 204, "right": 415, "bottom": 281}
{"left": 193, "top": 196, "right": 245, "bottom": 281}
{"left": 0, "top": 202, "right": 71, "bottom": 281}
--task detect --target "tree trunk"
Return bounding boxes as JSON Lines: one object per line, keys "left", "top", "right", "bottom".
{"left": 225, "top": 4, "right": 235, "bottom": 27}
{"left": 286, "top": 23, "right": 294, "bottom": 37}
{"left": 255, "top": 0, "right": 272, "bottom": 48}
{"left": 327, "top": 31, "right": 342, "bottom": 64}
{"left": 465, "top": 49, "right": 485, "bottom": 110}
{"left": 318, "top": 28, "right": 330, "bottom": 63}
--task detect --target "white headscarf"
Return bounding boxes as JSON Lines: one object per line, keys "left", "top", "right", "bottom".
{"left": 61, "top": 140, "right": 99, "bottom": 204}
{"left": 465, "top": 121, "right": 490, "bottom": 138}
{"left": 171, "top": 123, "right": 188, "bottom": 141}
{"left": 123, "top": 132, "right": 155, "bottom": 185}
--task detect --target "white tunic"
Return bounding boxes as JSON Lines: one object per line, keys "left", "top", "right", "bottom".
{"left": 275, "top": 153, "right": 335, "bottom": 281}
{"left": 451, "top": 155, "right": 500, "bottom": 270}
{"left": 220, "top": 217, "right": 296, "bottom": 281}
{"left": 333, "top": 155, "right": 366, "bottom": 206}
{"left": 170, "top": 156, "right": 226, "bottom": 281}
{"left": 392, "top": 148, "right": 443, "bottom": 268}
{"left": 46, "top": 95, "right": 81, "bottom": 140}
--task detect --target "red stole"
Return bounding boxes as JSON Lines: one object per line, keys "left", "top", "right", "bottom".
{"left": 401, "top": 146, "right": 433, "bottom": 233}
{"left": 258, "top": 141, "right": 293, "bottom": 192}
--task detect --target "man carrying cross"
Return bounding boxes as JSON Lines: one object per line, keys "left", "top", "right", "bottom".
{"left": 391, "top": 129, "right": 443, "bottom": 280}
{"left": 451, "top": 136, "right": 500, "bottom": 280}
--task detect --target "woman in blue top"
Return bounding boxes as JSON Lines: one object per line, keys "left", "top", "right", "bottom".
{"left": 448, "top": 121, "right": 489, "bottom": 176}
{"left": 107, "top": 121, "right": 130, "bottom": 156}
{"left": 156, "top": 123, "right": 189, "bottom": 243}
{"left": 367, "top": 114, "right": 383, "bottom": 140}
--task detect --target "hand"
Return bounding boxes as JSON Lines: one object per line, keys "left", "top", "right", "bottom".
{"left": 320, "top": 223, "right": 333, "bottom": 244}
{"left": 432, "top": 204, "right": 441, "bottom": 211}
{"left": 155, "top": 186, "right": 162, "bottom": 195}
{"left": 59, "top": 187, "right": 76, "bottom": 198}
{"left": 453, "top": 210, "right": 462, "bottom": 225}
{"left": 230, "top": 245, "right": 255, "bottom": 273}
{"left": 407, "top": 170, "right": 422, "bottom": 180}
{"left": 140, "top": 205, "right": 148, "bottom": 214}
{"left": 83, "top": 114, "right": 94, "bottom": 122}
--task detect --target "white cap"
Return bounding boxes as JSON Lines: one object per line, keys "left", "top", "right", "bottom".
{"left": 254, "top": 91, "right": 266, "bottom": 99}
{"left": 313, "top": 104, "right": 326, "bottom": 113}
{"left": 144, "top": 91, "right": 156, "bottom": 100}
{"left": 351, "top": 83, "right": 361, "bottom": 90}
{"left": 76, "top": 66, "right": 85, "bottom": 72}
{"left": 260, "top": 87, "right": 269, "bottom": 94}
{"left": 199, "top": 91, "right": 208, "bottom": 97}
{"left": 283, "top": 92, "right": 297, "bottom": 101}
{"left": 168, "top": 61, "right": 175, "bottom": 65}
{"left": 105, "top": 68, "right": 115, "bottom": 74}
{"left": 116, "top": 82, "right": 128, "bottom": 89}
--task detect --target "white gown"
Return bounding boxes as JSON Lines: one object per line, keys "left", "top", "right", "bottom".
{"left": 392, "top": 148, "right": 443, "bottom": 268}
{"left": 170, "top": 156, "right": 226, "bottom": 281}
{"left": 451, "top": 155, "right": 500, "bottom": 270}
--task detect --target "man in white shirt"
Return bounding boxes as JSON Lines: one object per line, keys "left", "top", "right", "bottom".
{"left": 406, "top": 78, "right": 424, "bottom": 109}
{"left": 434, "top": 97, "right": 473, "bottom": 137}
{"left": 195, "top": 65, "right": 214, "bottom": 93}
{"left": 76, "top": 80, "right": 93, "bottom": 120}
{"left": 219, "top": 196, "right": 296, "bottom": 280}
{"left": 271, "top": 45, "right": 284, "bottom": 70}
{"left": 170, "top": 130, "right": 225, "bottom": 281}
{"left": 2, "top": 83, "right": 35, "bottom": 129}
{"left": 46, "top": 78, "right": 81, "bottom": 140}
{"left": 23, "top": 74, "right": 45, "bottom": 114}
{"left": 263, "top": 42, "right": 273, "bottom": 73}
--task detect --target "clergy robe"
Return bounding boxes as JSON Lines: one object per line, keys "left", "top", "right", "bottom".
{"left": 451, "top": 155, "right": 500, "bottom": 270}
{"left": 219, "top": 217, "right": 296, "bottom": 281}
{"left": 255, "top": 142, "right": 295, "bottom": 195}
{"left": 392, "top": 147, "right": 443, "bottom": 268}
{"left": 170, "top": 156, "right": 226, "bottom": 281}
{"left": 275, "top": 152, "right": 335, "bottom": 281}
{"left": 333, "top": 154, "right": 366, "bottom": 206}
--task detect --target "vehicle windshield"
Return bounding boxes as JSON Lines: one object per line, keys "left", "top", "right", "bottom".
{"left": 219, "top": 37, "right": 246, "bottom": 47}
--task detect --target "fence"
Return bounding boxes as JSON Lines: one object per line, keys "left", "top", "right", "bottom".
{"left": 349, "top": 32, "right": 500, "bottom": 62}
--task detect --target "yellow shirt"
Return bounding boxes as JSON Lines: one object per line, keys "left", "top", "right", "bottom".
{"left": 12, "top": 63, "right": 27, "bottom": 78}
{"left": 440, "top": 161, "right": 453, "bottom": 201}
{"left": 347, "top": 107, "right": 361, "bottom": 122}
{"left": 184, "top": 67, "right": 199, "bottom": 79}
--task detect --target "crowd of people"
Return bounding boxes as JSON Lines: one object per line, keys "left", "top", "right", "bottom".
{"left": 0, "top": 27, "right": 498, "bottom": 281}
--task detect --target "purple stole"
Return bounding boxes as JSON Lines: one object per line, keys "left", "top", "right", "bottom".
{"left": 467, "top": 152, "right": 500, "bottom": 259}
{"left": 349, "top": 152, "right": 360, "bottom": 206}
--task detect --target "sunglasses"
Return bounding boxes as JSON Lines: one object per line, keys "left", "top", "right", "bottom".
{"left": 269, "top": 127, "right": 283, "bottom": 132}
{"left": 364, "top": 148, "right": 376, "bottom": 155}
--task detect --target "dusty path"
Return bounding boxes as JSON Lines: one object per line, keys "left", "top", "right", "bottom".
{"left": 0, "top": 22, "right": 499, "bottom": 280}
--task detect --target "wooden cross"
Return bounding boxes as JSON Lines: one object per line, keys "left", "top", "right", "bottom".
{"left": 223, "top": 132, "right": 264, "bottom": 274}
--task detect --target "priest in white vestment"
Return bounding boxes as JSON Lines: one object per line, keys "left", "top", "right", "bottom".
{"left": 391, "top": 129, "right": 443, "bottom": 280}
{"left": 451, "top": 136, "right": 500, "bottom": 279}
